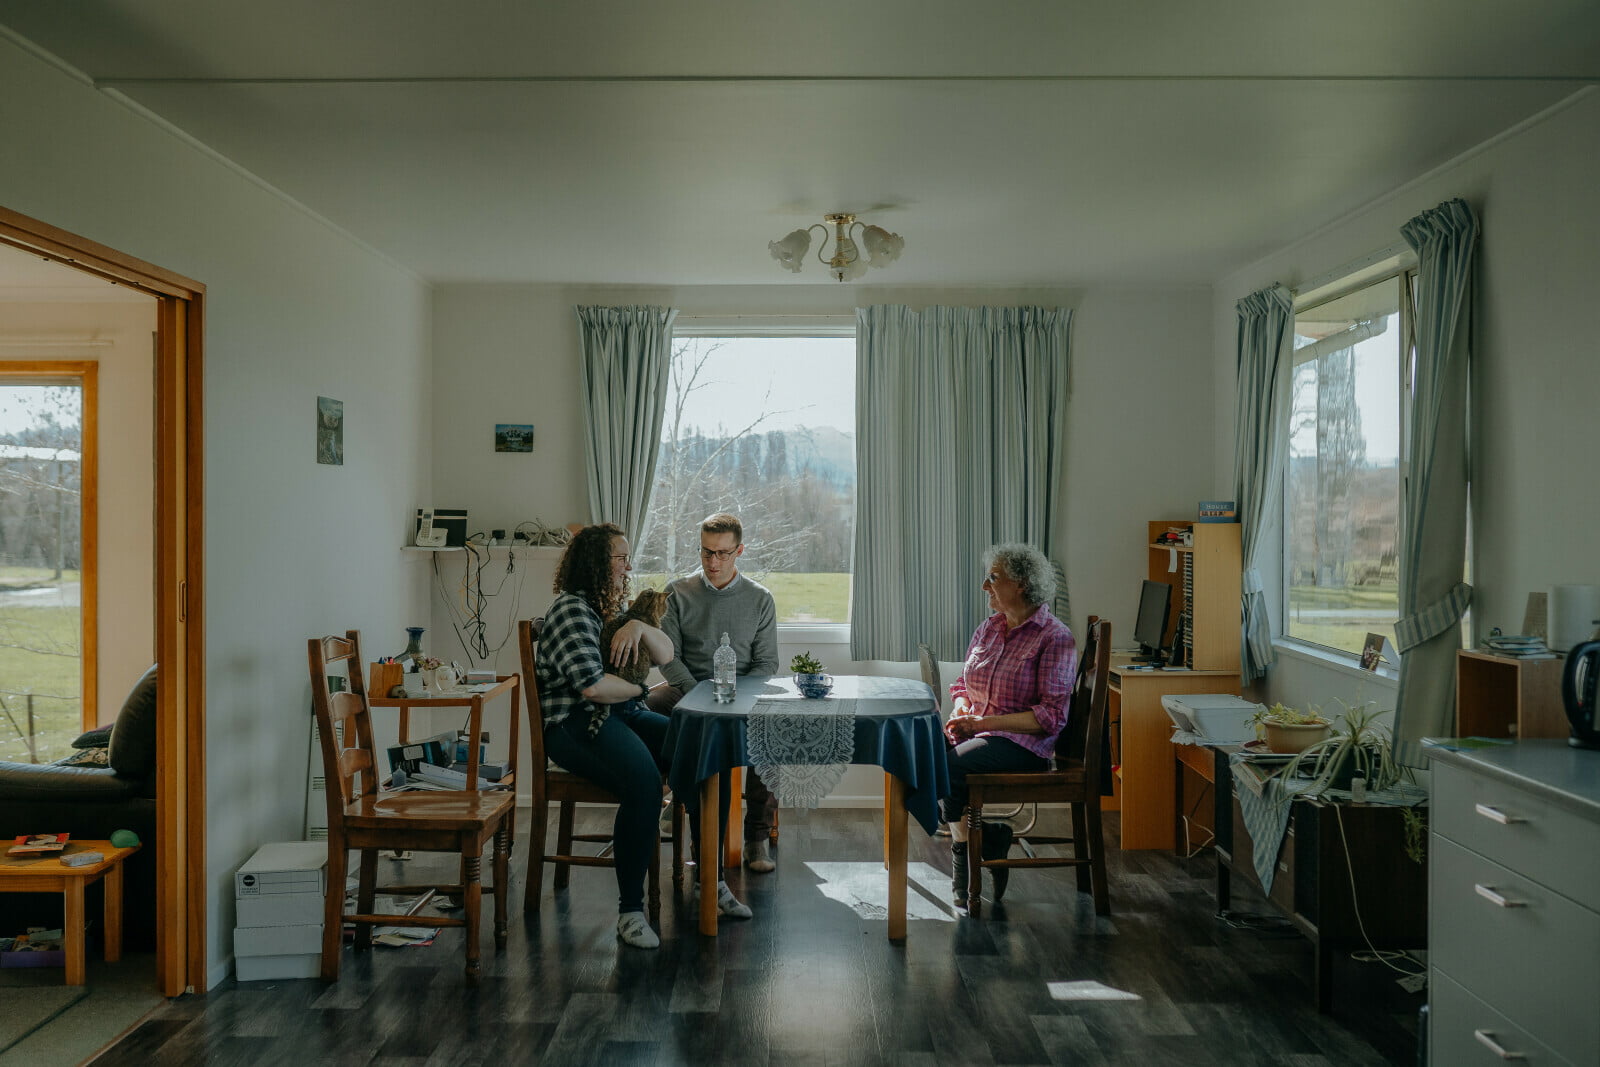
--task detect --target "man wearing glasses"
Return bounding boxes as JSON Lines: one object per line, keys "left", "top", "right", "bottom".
{"left": 648, "top": 512, "right": 782, "bottom": 877}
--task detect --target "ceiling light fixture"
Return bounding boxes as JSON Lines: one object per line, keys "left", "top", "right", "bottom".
{"left": 769, "top": 213, "right": 904, "bottom": 282}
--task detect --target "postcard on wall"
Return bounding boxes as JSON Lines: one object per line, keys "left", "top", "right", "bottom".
{"left": 495, "top": 423, "right": 533, "bottom": 453}
{"left": 317, "top": 396, "right": 344, "bottom": 466}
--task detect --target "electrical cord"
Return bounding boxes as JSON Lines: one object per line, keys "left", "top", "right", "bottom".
{"left": 1332, "top": 803, "right": 1427, "bottom": 978}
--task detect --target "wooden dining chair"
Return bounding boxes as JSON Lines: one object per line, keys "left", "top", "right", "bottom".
{"left": 964, "top": 617, "right": 1113, "bottom": 917}
{"left": 307, "top": 630, "right": 514, "bottom": 982}
{"left": 517, "top": 618, "right": 665, "bottom": 919}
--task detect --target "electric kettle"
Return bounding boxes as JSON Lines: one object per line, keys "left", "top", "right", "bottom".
{"left": 1560, "top": 640, "right": 1600, "bottom": 750}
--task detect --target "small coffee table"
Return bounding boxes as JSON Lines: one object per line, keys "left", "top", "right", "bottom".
{"left": 0, "top": 839, "right": 140, "bottom": 985}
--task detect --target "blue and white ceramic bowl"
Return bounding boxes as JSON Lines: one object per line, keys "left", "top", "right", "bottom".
{"left": 794, "top": 672, "right": 834, "bottom": 699}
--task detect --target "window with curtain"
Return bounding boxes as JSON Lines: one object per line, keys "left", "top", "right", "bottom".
{"left": 632, "top": 332, "right": 857, "bottom": 625}
{"left": 1283, "top": 272, "right": 1414, "bottom": 658}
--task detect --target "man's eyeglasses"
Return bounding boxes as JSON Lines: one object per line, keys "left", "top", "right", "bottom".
{"left": 700, "top": 547, "right": 737, "bottom": 561}
{"left": 610, "top": 553, "right": 631, "bottom": 565}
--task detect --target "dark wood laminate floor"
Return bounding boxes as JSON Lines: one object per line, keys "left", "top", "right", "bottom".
{"left": 95, "top": 808, "right": 1421, "bottom": 1066}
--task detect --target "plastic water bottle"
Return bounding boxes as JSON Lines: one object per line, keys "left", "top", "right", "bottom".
{"left": 713, "top": 632, "right": 736, "bottom": 704}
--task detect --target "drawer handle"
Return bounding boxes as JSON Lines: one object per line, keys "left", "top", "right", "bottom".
{"left": 1474, "top": 884, "right": 1526, "bottom": 908}
{"left": 1474, "top": 803, "right": 1525, "bottom": 825}
{"left": 1473, "top": 1029, "right": 1526, "bottom": 1060}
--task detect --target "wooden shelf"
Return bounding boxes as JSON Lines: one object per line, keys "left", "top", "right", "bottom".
{"left": 1455, "top": 648, "right": 1567, "bottom": 739}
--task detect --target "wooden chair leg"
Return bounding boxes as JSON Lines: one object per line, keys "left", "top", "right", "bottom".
{"left": 1087, "top": 802, "right": 1111, "bottom": 916}
{"left": 355, "top": 849, "right": 378, "bottom": 949}
{"left": 648, "top": 827, "right": 662, "bottom": 924}
{"left": 1071, "top": 802, "right": 1092, "bottom": 894}
{"left": 525, "top": 799, "right": 548, "bottom": 915}
{"left": 966, "top": 804, "right": 984, "bottom": 916}
{"left": 463, "top": 848, "right": 483, "bottom": 982}
{"left": 493, "top": 822, "right": 510, "bottom": 949}
{"left": 554, "top": 800, "right": 576, "bottom": 889}
{"left": 321, "top": 841, "right": 346, "bottom": 981}
{"left": 671, "top": 801, "right": 685, "bottom": 890}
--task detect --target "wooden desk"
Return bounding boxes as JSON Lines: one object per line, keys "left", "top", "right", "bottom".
{"left": 1109, "top": 663, "right": 1241, "bottom": 849}
{"left": 1173, "top": 742, "right": 1218, "bottom": 853}
{"left": 0, "top": 840, "right": 140, "bottom": 985}
{"left": 370, "top": 675, "right": 520, "bottom": 790}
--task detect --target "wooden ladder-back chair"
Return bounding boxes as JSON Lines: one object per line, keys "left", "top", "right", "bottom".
{"left": 307, "top": 630, "right": 514, "bottom": 982}
{"left": 964, "top": 616, "right": 1113, "bottom": 917}
{"left": 517, "top": 618, "right": 664, "bottom": 919}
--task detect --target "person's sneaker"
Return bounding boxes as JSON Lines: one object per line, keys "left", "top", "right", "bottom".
{"left": 616, "top": 911, "right": 660, "bottom": 949}
{"left": 744, "top": 838, "right": 776, "bottom": 873}
{"left": 693, "top": 879, "right": 753, "bottom": 919}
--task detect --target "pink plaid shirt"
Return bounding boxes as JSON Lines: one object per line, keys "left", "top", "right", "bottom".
{"left": 948, "top": 604, "right": 1076, "bottom": 760}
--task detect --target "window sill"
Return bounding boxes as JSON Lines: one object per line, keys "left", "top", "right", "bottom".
{"left": 1272, "top": 637, "right": 1399, "bottom": 686}
{"left": 778, "top": 622, "right": 850, "bottom": 647}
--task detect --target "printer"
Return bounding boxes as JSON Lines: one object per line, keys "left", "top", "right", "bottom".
{"left": 1161, "top": 693, "right": 1263, "bottom": 745}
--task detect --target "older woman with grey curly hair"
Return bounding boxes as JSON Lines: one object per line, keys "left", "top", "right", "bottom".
{"left": 941, "top": 543, "right": 1077, "bottom": 906}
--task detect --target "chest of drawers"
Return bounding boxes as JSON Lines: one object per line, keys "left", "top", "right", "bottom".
{"left": 1426, "top": 741, "right": 1600, "bottom": 1065}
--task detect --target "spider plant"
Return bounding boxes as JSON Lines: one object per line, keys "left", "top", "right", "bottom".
{"left": 1280, "top": 699, "right": 1411, "bottom": 796}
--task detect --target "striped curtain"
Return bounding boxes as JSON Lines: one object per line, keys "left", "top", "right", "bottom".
{"left": 575, "top": 305, "right": 677, "bottom": 537}
{"left": 1393, "top": 200, "right": 1478, "bottom": 767}
{"left": 851, "top": 305, "right": 1072, "bottom": 662}
{"left": 1233, "top": 285, "right": 1294, "bottom": 684}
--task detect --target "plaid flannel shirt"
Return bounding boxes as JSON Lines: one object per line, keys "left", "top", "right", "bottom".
{"left": 536, "top": 593, "right": 608, "bottom": 727}
{"left": 948, "top": 603, "right": 1076, "bottom": 761}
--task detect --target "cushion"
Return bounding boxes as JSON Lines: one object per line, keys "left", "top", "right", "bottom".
{"left": 72, "top": 724, "right": 114, "bottom": 749}
{"left": 108, "top": 665, "right": 159, "bottom": 778}
{"left": 55, "top": 746, "right": 111, "bottom": 768}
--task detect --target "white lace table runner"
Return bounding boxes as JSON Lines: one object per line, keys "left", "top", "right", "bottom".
{"left": 746, "top": 698, "right": 857, "bottom": 809}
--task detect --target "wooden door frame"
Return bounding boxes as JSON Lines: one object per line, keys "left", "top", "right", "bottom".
{"left": 0, "top": 205, "right": 205, "bottom": 997}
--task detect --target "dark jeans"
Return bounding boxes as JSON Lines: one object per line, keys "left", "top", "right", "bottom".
{"left": 646, "top": 682, "right": 745, "bottom": 864}
{"left": 939, "top": 735, "right": 1048, "bottom": 826}
{"left": 544, "top": 700, "right": 668, "bottom": 915}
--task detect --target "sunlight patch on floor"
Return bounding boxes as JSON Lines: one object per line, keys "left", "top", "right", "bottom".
{"left": 803, "top": 861, "right": 956, "bottom": 922}
{"left": 1047, "top": 980, "right": 1142, "bottom": 1002}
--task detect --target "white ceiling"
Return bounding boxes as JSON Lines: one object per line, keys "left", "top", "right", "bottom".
{"left": 2, "top": 1, "right": 1596, "bottom": 287}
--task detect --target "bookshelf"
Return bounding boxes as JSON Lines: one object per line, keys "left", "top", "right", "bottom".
{"left": 1455, "top": 649, "right": 1568, "bottom": 739}
{"left": 1145, "top": 520, "right": 1241, "bottom": 671}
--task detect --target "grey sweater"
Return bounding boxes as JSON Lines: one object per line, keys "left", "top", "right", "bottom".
{"left": 658, "top": 570, "right": 779, "bottom": 692}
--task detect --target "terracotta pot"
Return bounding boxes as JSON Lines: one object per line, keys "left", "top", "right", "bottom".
{"left": 1264, "top": 721, "right": 1330, "bottom": 754}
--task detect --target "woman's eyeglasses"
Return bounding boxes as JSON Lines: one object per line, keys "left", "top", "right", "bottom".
{"left": 700, "top": 547, "right": 737, "bottom": 561}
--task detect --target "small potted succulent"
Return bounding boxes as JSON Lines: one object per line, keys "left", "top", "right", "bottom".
{"left": 790, "top": 651, "right": 834, "bottom": 699}
{"left": 1248, "top": 702, "right": 1333, "bottom": 753}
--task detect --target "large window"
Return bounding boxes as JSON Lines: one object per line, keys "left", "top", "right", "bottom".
{"left": 0, "top": 376, "right": 89, "bottom": 763}
{"left": 634, "top": 333, "right": 856, "bottom": 624}
{"left": 1284, "top": 274, "right": 1411, "bottom": 657}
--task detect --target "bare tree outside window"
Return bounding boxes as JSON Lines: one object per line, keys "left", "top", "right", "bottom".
{"left": 1285, "top": 277, "right": 1404, "bottom": 656}
{"left": 0, "top": 382, "right": 84, "bottom": 763}
{"left": 635, "top": 336, "right": 856, "bottom": 623}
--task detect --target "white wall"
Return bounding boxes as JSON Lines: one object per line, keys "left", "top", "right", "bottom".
{"left": 431, "top": 281, "right": 1218, "bottom": 801}
{"left": 1211, "top": 87, "right": 1600, "bottom": 717}
{"left": 0, "top": 300, "right": 157, "bottom": 723}
{"left": 1, "top": 37, "right": 434, "bottom": 987}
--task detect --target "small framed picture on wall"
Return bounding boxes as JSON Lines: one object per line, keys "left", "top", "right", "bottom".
{"left": 495, "top": 423, "right": 533, "bottom": 453}
{"left": 317, "top": 396, "right": 343, "bottom": 466}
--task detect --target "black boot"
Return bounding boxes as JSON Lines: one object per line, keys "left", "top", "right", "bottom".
{"left": 950, "top": 842, "right": 969, "bottom": 906}
{"left": 982, "top": 822, "right": 1015, "bottom": 901}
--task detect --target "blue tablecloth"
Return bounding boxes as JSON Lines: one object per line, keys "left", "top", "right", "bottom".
{"left": 663, "top": 675, "right": 950, "bottom": 836}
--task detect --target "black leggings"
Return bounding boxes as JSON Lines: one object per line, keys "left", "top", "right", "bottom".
{"left": 939, "top": 735, "right": 1048, "bottom": 826}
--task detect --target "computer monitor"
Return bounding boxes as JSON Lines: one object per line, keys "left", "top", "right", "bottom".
{"left": 1133, "top": 580, "right": 1172, "bottom": 666}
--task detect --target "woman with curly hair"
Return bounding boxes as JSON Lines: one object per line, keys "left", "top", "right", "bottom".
{"left": 941, "top": 543, "right": 1076, "bottom": 907}
{"left": 536, "top": 522, "right": 678, "bottom": 948}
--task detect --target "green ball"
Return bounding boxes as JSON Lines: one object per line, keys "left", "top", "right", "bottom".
{"left": 109, "top": 829, "right": 141, "bottom": 848}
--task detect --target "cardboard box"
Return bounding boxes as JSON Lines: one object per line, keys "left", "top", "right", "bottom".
{"left": 235, "top": 922, "right": 322, "bottom": 958}
{"left": 235, "top": 953, "right": 321, "bottom": 981}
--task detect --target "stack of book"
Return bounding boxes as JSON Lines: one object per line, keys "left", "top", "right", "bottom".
{"left": 1482, "top": 634, "right": 1556, "bottom": 660}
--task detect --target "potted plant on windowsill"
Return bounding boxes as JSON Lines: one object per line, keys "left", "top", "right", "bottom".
{"left": 1249, "top": 702, "right": 1333, "bottom": 753}
{"left": 789, "top": 652, "right": 834, "bottom": 699}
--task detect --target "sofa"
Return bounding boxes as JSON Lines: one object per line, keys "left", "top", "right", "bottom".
{"left": 0, "top": 665, "right": 158, "bottom": 949}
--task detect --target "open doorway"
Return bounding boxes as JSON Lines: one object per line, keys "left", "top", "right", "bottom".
{"left": 0, "top": 206, "right": 205, "bottom": 998}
